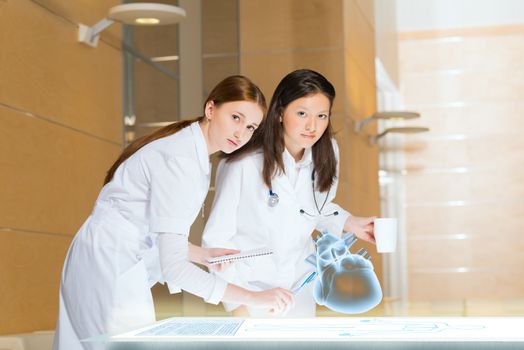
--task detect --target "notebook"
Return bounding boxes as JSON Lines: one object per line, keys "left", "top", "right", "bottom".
{"left": 206, "top": 247, "right": 274, "bottom": 265}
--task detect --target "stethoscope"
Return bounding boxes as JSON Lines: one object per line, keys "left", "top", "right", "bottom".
{"left": 268, "top": 170, "right": 339, "bottom": 218}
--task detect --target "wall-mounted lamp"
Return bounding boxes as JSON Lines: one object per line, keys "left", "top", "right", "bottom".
{"left": 369, "top": 127, "right": 429, "bottom": 145}
{"left": 78, "top": 3, "right": 186, "bottom": 48}
{"left": 354, "top": 111, "right": 420, "bottom": 133}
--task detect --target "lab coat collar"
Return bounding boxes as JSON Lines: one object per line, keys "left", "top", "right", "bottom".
{"left": 190, "top": 121, "right": 211, "bottom": 175}
{"left": 283, "top": 146, "right": 313, "bottom": 169}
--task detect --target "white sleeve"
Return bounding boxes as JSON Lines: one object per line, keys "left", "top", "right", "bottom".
{"left": 158, "top": 233, "right": 227, "bottom": 304}
{"left": 144, "top": 152, "right": 200, "bottom": 235}
{"left": 316, "top": 139, "right": 351, "bottom": 236}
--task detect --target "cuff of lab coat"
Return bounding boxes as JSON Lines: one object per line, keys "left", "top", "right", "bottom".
{"left": 205, "top": 276, "right": 228, "bottom": 305}
{"left": 150, "top": 216, "right": 191, "bottom": 235}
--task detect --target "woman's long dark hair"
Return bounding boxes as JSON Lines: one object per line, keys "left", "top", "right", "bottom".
{"left": 226, "top": 69, "right": 337, "bottom": 192}
{"left": 104, "top": 75, "right": 267, "bottom": 185}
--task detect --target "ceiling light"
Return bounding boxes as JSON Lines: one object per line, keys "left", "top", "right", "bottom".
{"left": 78, "top": 3, "right": 186, "bottom": 48}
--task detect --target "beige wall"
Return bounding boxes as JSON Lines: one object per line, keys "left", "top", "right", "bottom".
{"left": 0, "top": 0, "right": 122, "bottom": 334}
{"left": 398, "top": 25, "right": 524, "bottom": 301}
{"left": 202, "top": 0, "right": 240, "bottom": 95}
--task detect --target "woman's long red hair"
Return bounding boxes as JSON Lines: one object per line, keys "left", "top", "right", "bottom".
{"left": 104, "top": 75, "right": 267, "bottom": 185}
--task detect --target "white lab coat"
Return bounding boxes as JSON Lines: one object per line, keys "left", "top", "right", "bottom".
{"left": 202, "top": 139, "right": 350, "bottom": 317}
{"left": 53, "top": 122, "right": 225, "bottom": 350}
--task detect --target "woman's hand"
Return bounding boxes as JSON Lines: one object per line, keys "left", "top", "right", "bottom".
{"left": 249, "top": 288, "right": 295, "bottom": 316}
{"left": 344, "top": 216, "right": 377, "bottom": 244}
{"left": 205, "top": 247, "right": 240, "bottom": 272}
{"left": 188, "top": 243, "right": 239, "bottom": 271}
{"left": 222, "top": 284, "right": 295, "bottom": 316}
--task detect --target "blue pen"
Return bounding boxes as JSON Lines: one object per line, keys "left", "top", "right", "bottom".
{"left": 292, "top": 271, "right": 318, "bottom": 295}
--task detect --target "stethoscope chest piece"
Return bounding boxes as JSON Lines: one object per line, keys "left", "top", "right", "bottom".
{"left": 268, "top": 190, "right": 279, "bottom": 207}
{"left": 266, "top": 169, "right": 336, "bottom": 216}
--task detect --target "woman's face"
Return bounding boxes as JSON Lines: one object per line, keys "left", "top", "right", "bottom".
{"left": 205, "top": 100, "right": 264, "bottom": 154}
{"left": 282, "top": 93, "right": 330, "bottom": 159}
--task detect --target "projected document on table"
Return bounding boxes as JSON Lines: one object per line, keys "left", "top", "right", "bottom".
{"left": 110, "top": 317, "right": 524, "bottom": 341}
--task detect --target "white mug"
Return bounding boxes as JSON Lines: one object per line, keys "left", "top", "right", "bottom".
{"left": 374, "top": 218, "right": 397, "bottom": 253}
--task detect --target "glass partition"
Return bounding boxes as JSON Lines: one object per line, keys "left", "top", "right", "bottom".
{"left": 122, "top": 0, "right": 181, "bottom": 145}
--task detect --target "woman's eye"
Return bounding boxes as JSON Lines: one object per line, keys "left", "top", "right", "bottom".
{"left": 247, "top": 125, "right": 256, "bottom": 132}
{"left": 297, "top": 111, "right": 307, "bottom": 117}
{"left": 232, "top": 114, "right": 240, "bottom": 121}
{"left": 318, "top": 114, "right": 328, "bottom": 120}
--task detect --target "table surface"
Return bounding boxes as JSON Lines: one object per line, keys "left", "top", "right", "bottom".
{"left": 96, "top": 316, "right": 524, "bottom": 341}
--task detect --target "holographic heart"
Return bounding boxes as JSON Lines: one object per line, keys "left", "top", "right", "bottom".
{"left": 306, "top": 231, "right": 383, "bottom": 314}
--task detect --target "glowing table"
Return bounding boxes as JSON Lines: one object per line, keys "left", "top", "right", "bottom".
{"left": 89, "top": 317, "right": 524, "bottom": 349}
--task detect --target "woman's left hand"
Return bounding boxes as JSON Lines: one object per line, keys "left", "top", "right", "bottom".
{"left": 343, "top": 216, "right": 377, "bottom": 244}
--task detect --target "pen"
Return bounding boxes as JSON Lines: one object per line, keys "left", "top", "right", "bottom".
{"left": 292, "top": 271, "right": 318, "bottom": 295}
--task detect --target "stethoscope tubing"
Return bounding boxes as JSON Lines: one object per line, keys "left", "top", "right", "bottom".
{"left": 267, "top": 170, "right": 338, "bottom": 217}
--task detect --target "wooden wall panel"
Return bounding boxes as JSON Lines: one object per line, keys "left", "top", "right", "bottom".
{"left": 202, "top": 57, "right": 239, "bottom": 96}
{"left": 0, "top": 231, "right": 71, "bottom": 334}
{"left": 343, "top": 53, "right": 380, "bottom": 206}
{"left": 202, "top": 0, "right": 240, "bottom": 102}
{"left": 133, "top": 61, "right": 179, "bottom": 125}
{"left": 0, "top": 0, "right": 122, "bottom": 334}
{"left": 240, "top": 51, "right": 346, "bottom": 113}
{"left": 0, "top": 0, "right": 122, "bottom": 144}
{"left": 30, "top": 0, "right": 120, "bottom": 33}
{"left": 0, "top": 107, "right": 121, "bottom": 236}
{"left": 202, "top": 0, "right": 239, "bottom": 55}
{"left": 345, "top": 0, "right": 376, "bottom": 80}
{"left": 343, "top": 54, "right": 377, "bottom": 123}
{"left": 355, "top": 0, "right": 375, "bottom": 29}
{"left": 239, "top": 0, "right": 343, "bottom": 52}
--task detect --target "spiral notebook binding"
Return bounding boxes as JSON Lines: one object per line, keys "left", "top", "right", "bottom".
{"left": 207, "top": 248, "right": 274, "bottom": 265}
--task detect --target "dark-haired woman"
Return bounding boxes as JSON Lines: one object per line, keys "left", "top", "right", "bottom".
{"left": 202, "top": 69, "right": 376, "bottom": 317}
{"left": 53, "top": 75, "right": 294, "bottom": 350}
